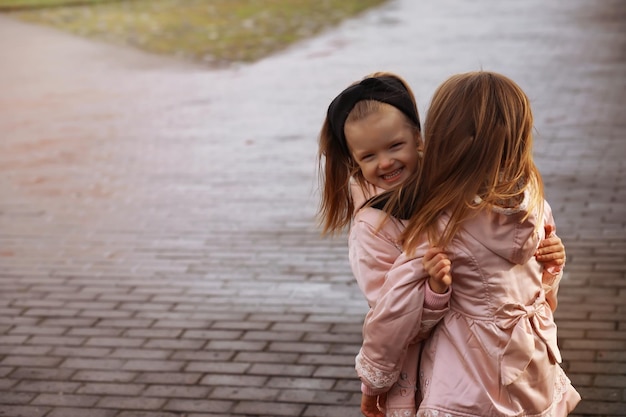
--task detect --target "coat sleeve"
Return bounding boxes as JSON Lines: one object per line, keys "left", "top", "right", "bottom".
{"left": 349, "top": 208, "right": 403, "bottom": 307}
{"left": 355, "top": 245, "right": 450, "bottom": 392}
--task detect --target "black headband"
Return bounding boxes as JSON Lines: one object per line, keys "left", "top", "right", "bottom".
{"left": 327, "top": 76, "right": 421, "bottom": 153}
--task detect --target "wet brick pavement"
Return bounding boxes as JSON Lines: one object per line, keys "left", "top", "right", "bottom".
{"left": 0, "top": 0, "right": 625, "bottom": 416}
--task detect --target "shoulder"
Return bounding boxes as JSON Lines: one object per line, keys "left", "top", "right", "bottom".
{"left": 352, "top": 207, "right": 404, "bottom": 248}
{"left": 354, "top": 206, "right": 404, "bottom": 230}
{"left": 457, "top": 201, "right": 542, "bottom": 265}
{"left": 350, "top": 179, "right": 383, "bottom": 214}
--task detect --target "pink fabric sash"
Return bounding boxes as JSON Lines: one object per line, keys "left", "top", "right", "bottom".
{"left": 495, "top": 292, "right": 562, "bottom": 385}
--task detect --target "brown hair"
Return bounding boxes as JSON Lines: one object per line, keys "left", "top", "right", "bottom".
{"left": 384, "top": 71, "right": 544, "bottom": 253}
{"left": 317, "top": 72, "right": 421, "bottom": 235}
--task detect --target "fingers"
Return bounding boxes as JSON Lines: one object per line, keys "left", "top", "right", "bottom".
{"left": 361, "top": 394, "right": 384, "bottom": 417}
{"left": 537, "top": 236, "right": 562, "bottom": 250}
{"left": 535, "top": 248, "right": 566, "bottom": 264}
{"left": 440, "top": 268, "right": 452, "bottom": 287}
{"left": 378, "top": 392, "right": 387, "bottom": 411}
{"left": 424, "top": 247, "right": 452, "bottom": 293}
{"left": 536, "top": 237, "right": 563, "bottom": 254}
{"left": 432, "top": 260, "right": 452, "bottom": 282}
{"left": 423, "top": 246, "right": 443, "bottom": 262}
{"left": 535, "top": 248, "right": 555, "bottom": 259}
{"left": 428, "top": 262, "right": 452, "bottom": 294}
{"left": 423, "top": 247, "right": 449, "bottom": 271}
{"left": 544, "top": 224, "right": 555, "bottom": 237}
{"left": 536, "top": 235, "right": 566, "bottom": 266}
{"left": 426, "top": 258, "right": 451, "bottom": 280}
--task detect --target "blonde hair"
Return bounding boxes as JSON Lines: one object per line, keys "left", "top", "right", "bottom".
{"left": 385, "top": 71, "right": 544, "bottom": 253}
{"left": 317, "top": 72, "right": 421, "bottom": 235}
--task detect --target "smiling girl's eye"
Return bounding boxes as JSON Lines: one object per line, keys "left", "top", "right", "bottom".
{"left": 390, "top": 142, "right": 404, "bottom": 149}
{"left": 361, "top": 154, "right": 374, "bottom": 161}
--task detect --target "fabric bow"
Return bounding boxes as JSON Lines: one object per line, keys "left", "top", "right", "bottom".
{"left": 495, "top": 292, "right": 562, "bottom": 385}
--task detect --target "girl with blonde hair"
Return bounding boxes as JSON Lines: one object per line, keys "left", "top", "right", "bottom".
{"left": 355, "top": 71, "right": 580, "bottom": 416}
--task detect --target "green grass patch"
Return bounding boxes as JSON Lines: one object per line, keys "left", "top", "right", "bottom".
{"left": 4, "top": 0, "right": 388, "bottom": 65}
{"left": 0, "top": 0, "right": 113, "bottom": 9}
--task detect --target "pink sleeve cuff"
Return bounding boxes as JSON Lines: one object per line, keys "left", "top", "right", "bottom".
{"left": 543, "top": 264, "right": 563, "bottom": 287}
{"left": 544, "top": 264, "right": 563, "bottom": 276}
{"left": 424, "top": 285, "right": 451, "bottom": 310}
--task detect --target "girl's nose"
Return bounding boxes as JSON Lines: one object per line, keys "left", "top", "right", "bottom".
{"left": 379, "top": 156, "right": 394, "bottom": 169}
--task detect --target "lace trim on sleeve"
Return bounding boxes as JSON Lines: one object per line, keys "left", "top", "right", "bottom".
{"left": 355, "top": 351, "right": 400, "bottom": 390}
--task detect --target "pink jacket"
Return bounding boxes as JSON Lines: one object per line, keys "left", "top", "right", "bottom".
{"left": 349, "top": 179, "right": 450, "bottom": 413}
{"left": 349, "top": 206, "right": 451, "bottom": 398}
{"left": 355, "top": 197, "right": 580, "bottom": 416}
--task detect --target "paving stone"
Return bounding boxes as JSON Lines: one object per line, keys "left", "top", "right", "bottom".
{"left": 0, "top": 392, "right": 36, "bottom": 405}
{"left": 276, "top": 388, "right": 352, "bottom": 404}
{"left": 45, "top": 408, "right": 117, "bottom": 417}
{"left": 142, "top": 339, "right": 204, "bottom": 350}
{"left": 200, "top": 374, "right": 268, "bottom": 387}
{"left": 209, "top": 386, "right": 280, "bottom": 402}
{"left": 50, "top": 347, "right": 112, "bottom": 358}
{"left": 266, "top": 376, "right": 336, "bottom": 390}
{"left": 0, "top": 405, "right": 51, "bottom": 417}
{"left": 76, "top": 382, "right": 146, "bottom": 396}
{"left": 142, "top": 384, "right": 210, "bottom": 398}
{"left": 61, "top": 358, "right": 126, "bottom": 370}
{"left": 164, "top": 399, "right": 233, "bottom": 414}
{"left": 312, "top": 365, "right": 359, "bottom": 379}
{"left": 298, "top": 353, "right": 357, "bottom": 366}
{"left": 121, "top": 360, "right": 185, "bottom": 372}
{"left": 206, "top": 340, "right": 268, "bottom": 352}
{"left": 248, "top": 364, "right": 315, "bottom": 377}
{"left": 185, "top": 362, "right": 251, "bottom": 374}
{"left": 31, "top": 393, "right": 99, "bottom": 408}
{"left": 181, "top": 330, "right": 243, "bottom": 340}
{"left": 70, "top": 370, "right": 137, "bottom": 383}
{"left": 134, "top": 372, "right": 202, "bottom": 385}
{"left": 233, "top": 352, "right": 299, "bottom": 364}
{"left": 231, "top": 400, "right": 305, "bottom": 416}
{"left": 96, "top": 396, "right": 167, "bottom": 410}
{"left": 83, "top": 337, "right": 143, "bottom": 348}
{"left": 67, "top": 327, "right": 124, "bottom": 337}
{"left": 8, "top": 368, "right": 75, "bottom": 382}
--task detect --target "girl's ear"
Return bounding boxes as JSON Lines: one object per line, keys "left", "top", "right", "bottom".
{"left": 415, "top": 131, "right": 424, "bottom": 152}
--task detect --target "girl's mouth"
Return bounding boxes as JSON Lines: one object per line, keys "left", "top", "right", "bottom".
{"left": 382, "top": 168, "right": 403, "bottom": 182}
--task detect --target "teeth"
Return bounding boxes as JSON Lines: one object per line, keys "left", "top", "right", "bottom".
{"left": 382, "top": 169, "right": 401, "bottom": 180}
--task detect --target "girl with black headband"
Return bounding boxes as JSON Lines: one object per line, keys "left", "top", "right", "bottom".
{"left": 316, "top": 72, "right": 567, "bottom": 417}
{"left": 318, "top": 72, "right": 445, "bottom": 416}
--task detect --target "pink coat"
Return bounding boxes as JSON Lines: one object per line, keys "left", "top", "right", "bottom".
{"left": 349, "top": 181, "right": 450, "bottom": 415}
{"left": 354, "top": 197, "right": 581, "bottom": 416}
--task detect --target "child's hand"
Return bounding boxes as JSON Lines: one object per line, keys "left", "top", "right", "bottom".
{"left": 424, "top": 247, "right": 452, "bottom": 294}
{"left": 535, "top": 225, "right": 566, "bottom": 269}
{"left": 360, "top": 393, "right": 386, "bottom": 417}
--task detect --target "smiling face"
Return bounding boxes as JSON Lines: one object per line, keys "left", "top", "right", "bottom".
{"left": 345, "top": 105, "right": 420, "bottom": 191}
